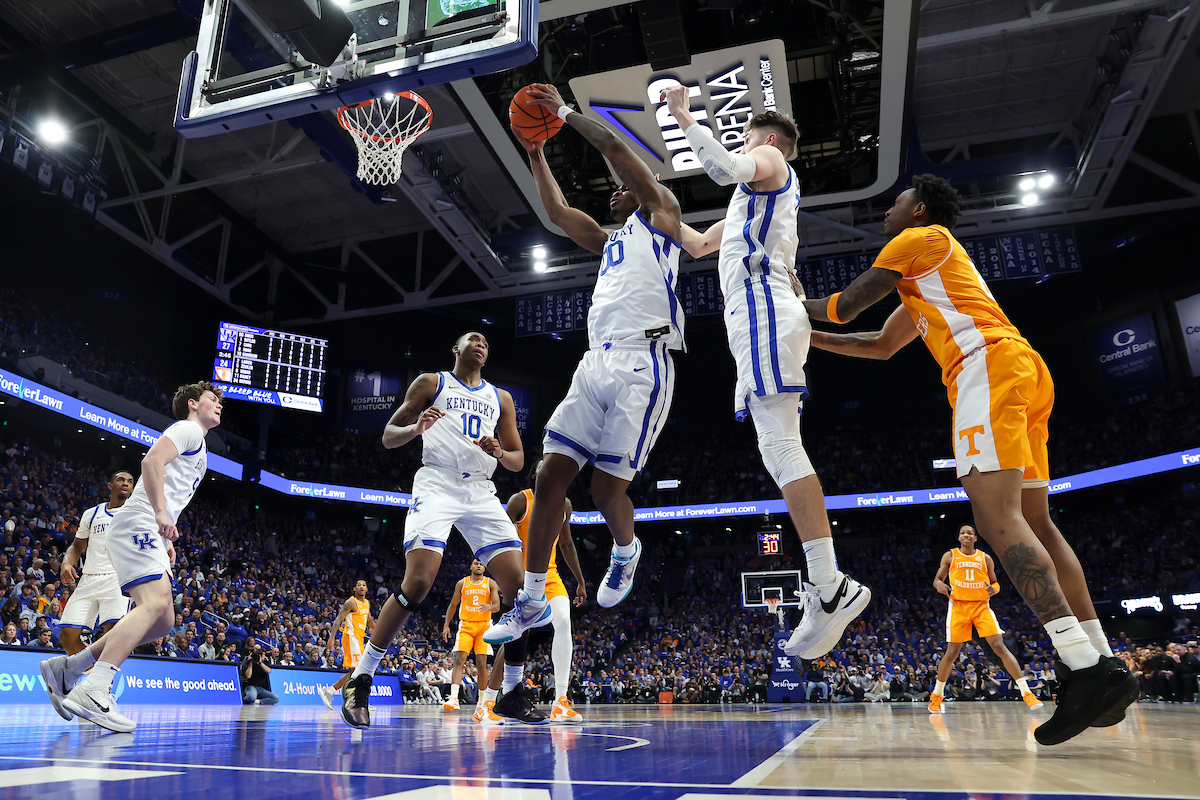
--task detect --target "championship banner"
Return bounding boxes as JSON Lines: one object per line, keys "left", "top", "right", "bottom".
{"left": 1175, "top": 293, "right": 1200, "bottom": 378}
{"left": 346, "top": 368, "right": 405, "bottom": 430}
{"left": 1090, "top": 313, "right": 1167, "bottom": 399}
{"left": 568, "top": 40, "right": 791, "bottom": 181}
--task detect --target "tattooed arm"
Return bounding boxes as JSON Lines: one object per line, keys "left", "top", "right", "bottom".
{"left": 809, "top": 306, "right": 919, "bottom": 360}
{"left": 804, "top": 267, "right": 902, "bottom": 324}
{"left": 381, "top": 373, "right": 443, "bottom": 449}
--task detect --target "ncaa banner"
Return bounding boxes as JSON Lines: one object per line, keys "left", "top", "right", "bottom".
{"left": 1090, "top": 313, "right": 1166, "bottom": 399}
{"left": 346, "top": 368, "right": 405, "bottom": 430}
{"left": 1175, "top": 293, "right": 1200, "bottom": 378}
{"left": 568, "top": 40, "right": 791, "bottom": 181}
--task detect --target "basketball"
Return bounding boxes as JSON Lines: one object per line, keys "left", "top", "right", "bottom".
{"left": 509, "top": 85, "right": 564, "bottom": 142}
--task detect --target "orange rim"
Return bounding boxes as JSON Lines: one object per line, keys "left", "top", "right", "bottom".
{"left": 337, "top": 91, "right": 432, "bottom": 143}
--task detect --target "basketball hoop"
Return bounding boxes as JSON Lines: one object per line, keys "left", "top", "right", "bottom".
{"left": 337, "top": 91, "right": 432, "bottom": 185}
{"left": 765, "top": 597, "right": 783, "bottom": 628}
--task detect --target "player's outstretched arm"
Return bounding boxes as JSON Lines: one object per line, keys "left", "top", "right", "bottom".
{"left": 810, "top": 306, "right": 918, "bottom": 360}
{"left": 504, "top": 491, "right": 527, "bottom": 524}
{"left": 933, "top": 551, "right": 953, "bottom": 596}
{"left": 326, "top": 599, "right": 353, "bottom": 652}
{"left": 474, "top": 388, "right": 524, "bottom": 473}
{"left": 443, "top": 580, "right": 463, "bottom": 642}
{"left": 662, "top": 85, "right": 786, "bottom": 187}
{"left": 805, "top": 267, "right": 902, "bottom": 324}
{"left": 382, "top": 373, "right": 442, "bottom": 449}
{"left": 556, "top": 498, "right": 588, "bottom": 607}
{"left": 680, "top": 220, "right": 725, "bottom": 259}
{"left": 512, "top": 124, "right": 608, "bottom": 254}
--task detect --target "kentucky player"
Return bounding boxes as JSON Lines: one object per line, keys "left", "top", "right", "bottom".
{"left": 661, "top": 84, "right": 870, "bottom": 661}
{"left": 485, "top": 83, "right": 684, "bottom": 647}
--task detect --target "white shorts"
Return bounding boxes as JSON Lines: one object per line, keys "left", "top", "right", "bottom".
{"left": 107, "top": 512, "right": 172, "bottom": 595}
{"left": 60, "top": 572, "right": 131, "bottom": 630}
{"left": 403, "top": 466, "right": 522, "bottom": 564}
{"left": 543, "top": 341, "right": 675, "bottom": 481}
{"left": 725, "top": 287, "right": 810, "bottom": 420}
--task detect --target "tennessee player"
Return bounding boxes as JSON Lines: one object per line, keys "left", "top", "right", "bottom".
{"left": 929, "top": 524, "right": 1042, "bottom": 714}
{"left": 442, "top": 560, "right": 500, "bottom": 711}
{"left": 319, "top": 580, "right": 375, "bottom": 710}
{"left": 803, "top": 174, "right": 1137, "bottom": 745}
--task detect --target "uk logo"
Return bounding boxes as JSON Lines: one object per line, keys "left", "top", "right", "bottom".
{"left": 409, "top": 497, "right": 422, "bottom": 515}
{"left": 776, "top": 656, "right": 793, "bottom": 671}
{"left": 131, "top": 532, "right": 157, "bottom": 550}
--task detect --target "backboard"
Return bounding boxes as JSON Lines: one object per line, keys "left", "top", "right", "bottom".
{"left": 741, "top": 570, "right": 802, "bottom": 609}
{"left": 175, "top": 0, "right": 537, "bottom": 138}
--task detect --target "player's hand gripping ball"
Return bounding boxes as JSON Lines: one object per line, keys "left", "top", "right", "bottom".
{"left": 509, "top": 85, "right": 564, "bottom": 142}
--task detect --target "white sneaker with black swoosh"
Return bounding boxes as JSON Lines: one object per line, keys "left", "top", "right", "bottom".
{"left": 62, "top": 683, "right": 136, "bottom": 733}
{"left": 39, "top": 655, "right": 84, "bottom": 721}
{"left": 783, "top": 572, "right": 871, "bottom": 659}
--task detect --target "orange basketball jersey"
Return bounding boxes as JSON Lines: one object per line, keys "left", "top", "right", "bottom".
{"left": 460, "top": 576, "right": 493, "bottom": 622}
{"left": 948, "top": 548, "right": 991, "bottom": 601}
{"left": 342, "top": 597, "right": 369, "bottom": 642}
{"left": 873, "top": 225, "right": 1030, "bottom": 386}
{"left": 513, "top": 488, "right": 560, "bottom": 572}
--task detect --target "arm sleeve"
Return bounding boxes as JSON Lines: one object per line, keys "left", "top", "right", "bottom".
{"left": 870, "top": 228, "right": 927, "bottom": 278}
{"left": 163, "top": 420, "right": 205, "bottom": 457}
{"left": 684, "top": 123, "right": 758, "bottom": 186}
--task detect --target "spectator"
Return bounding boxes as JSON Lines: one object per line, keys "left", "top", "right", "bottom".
{"left": 241, "top": 645, "right": 279, "bottom": 705}
{"left": 199, "top": 632, "right": 218, "bottom": 660}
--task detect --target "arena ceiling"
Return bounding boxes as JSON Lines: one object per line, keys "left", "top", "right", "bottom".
{"left": 0, "top": 0, "right": 1198, "bottom": 326}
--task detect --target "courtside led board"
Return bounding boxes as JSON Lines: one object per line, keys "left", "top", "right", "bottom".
{"left": 212, "top": 321, "right": 327, "bottom": 412}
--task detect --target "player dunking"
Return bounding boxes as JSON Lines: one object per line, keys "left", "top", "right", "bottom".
{"left": 40, "top": 382, "right": 222, "bottom": 732}
{"left": 803, "top": 174, "right": 1138, "bottom": 744}
{"left": 56, "top": 471, "right": 135, "bottom": 669}
{"left": 485, "top": 83, "right": 684, "bottom": 646}
{"left": 660, "top": 85, "right": 870, "bottom": 660}
{"left": 339, "top": 332, "right": 548, "bottom": 728}
{"left": 318, "top": 580, "right": 375, "bottom": 710}
{"left": 441, "top": 559, "right": 499, "bottom": 711}
{"left": 929, "top": 524, "right": 1043, "bottom": 713}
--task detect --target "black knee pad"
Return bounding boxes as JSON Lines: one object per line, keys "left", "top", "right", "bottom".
{"left": 504, "top": 630, "right": 531, "bottom": 665}
{"left": 392, "top": 591, "right": 424, "bottom": 614}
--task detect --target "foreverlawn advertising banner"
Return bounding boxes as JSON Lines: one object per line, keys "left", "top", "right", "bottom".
{"left": 1091, "top": 312, "right": 1166, "bottom": 399}
{"left": 345, "top": 367, "right": 405, "bottom": 430}
{"left": 1175, "top": 293, "right": 1200, "bottom": 378}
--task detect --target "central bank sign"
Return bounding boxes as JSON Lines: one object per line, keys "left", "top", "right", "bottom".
{"left": 569, "top": 40, "right": 791, "bottom": 181}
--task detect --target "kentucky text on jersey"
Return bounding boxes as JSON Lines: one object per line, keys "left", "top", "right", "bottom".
{"left": 442, "top": 395, "right": 498, "bottom": 417}
{"left": 423, "top": 372, "right": 503, "bottom": 479}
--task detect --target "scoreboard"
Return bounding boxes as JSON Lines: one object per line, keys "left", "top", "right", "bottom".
{"left": 757, "top": 530, "right": 783, "bottom": 556}
{"left": 212, "top": 322, "right": 327, "bottom": 412}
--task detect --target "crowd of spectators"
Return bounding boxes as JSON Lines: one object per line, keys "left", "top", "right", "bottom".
{"left": 1, "top": 428, "right": 1198, "bottom": 708}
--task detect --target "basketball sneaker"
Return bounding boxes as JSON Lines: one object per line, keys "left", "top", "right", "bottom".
{"left": 39, "top": 655, "right": 84, "bottom": 721}
{"left": 1091, "top": 657, "right": 1134, "bottom": 727}
{"left": 474, "top": 700, "right": 504, "bottom": 727}
{"left": 1022, "top": 691, "right": 1044, "bottom": 710}
{"left": 550, "top": 696, "right": 583, "bottom": 723}
{"left": 443, "top": 698, "right": 460, "bottom": 711}
{"left": 62, "top": 683, "right": 135, "bottom": 733}
{"left": 493, "top": 688, "right": 549, "bottom": 725}
{"left": 1033, "top": 657, "right": 1139, "bottom": 746}
{"left": 783, "top": 573, "right": 871, "bottom": 659}
{"left": 340, "top": 674, "right": 373, "bottom": 729}
{"left": 927, "top": 693, "right": 944, "bottom": 714}
{"left": 318, "top": 685, "right": 337, "bottom": 710}
{"left": 483, "top": 589, "right": 552, "bottom": 646}
{"left": 596, "top": 537, "right": 642, "bottom": 609}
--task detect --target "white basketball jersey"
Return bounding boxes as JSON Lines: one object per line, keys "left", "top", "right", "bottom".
{"left": 422, "top": 372, "right": 503, "bottom": 479}
{"left": 77, "top": 502, "right": 117, "bottom": 575}
{"left": 588, "top": 210, "right": 684, "bottom": 351}
{"left": 719, "top": 167, "right": 802, "bottom": 308}
{"left": 119, "top": 420, "right": 208, "bottom": 525}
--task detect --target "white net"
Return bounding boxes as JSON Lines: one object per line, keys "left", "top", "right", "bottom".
{"left": 337, "top": 92, "right": 432, "bottom": 186}
{"left": 765, "top": 598, "right": 784, "bottom": 628}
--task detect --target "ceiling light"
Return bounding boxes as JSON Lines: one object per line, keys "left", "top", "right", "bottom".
{"left": 534, "top": 261, "right": 548, "bottom": 273}
{"left": 532, "top": 246, "right": 547, "bottom": 259}
{"left": 1018, "top": 177, "right": 1036, "bottom": 192}
{"left": 1021, "top": 193, "right": 1039, "bottom": 206}
{"left": 1037, "top": 174, "right": 1055, "bottom": 189}
{"left": 39, "top": 120, "right": 68, "bottom": 145}
{"left": 383, "top": 92, "right": 394, "bottom": 100}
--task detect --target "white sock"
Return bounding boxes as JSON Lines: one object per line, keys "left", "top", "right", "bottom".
{"left": 523, "top": 571, "right": 547, "bottom": 601}
{"left": 614, "top": 540, "right": 637, "bottom": 559}
{"left": 1080, "top": 618, "right": 1114, "bottom": 657}
{"left": 502, "top": 664, "right": 523, "bottom": 693}
{"left": 66, "top": 646, "right": 97, "bottom": 673}
{"left": 82, "top": 661, "right": 118, "bottom": 693}
{"left": 1015, "top": 677, "right": 1031, "bottom": 694}
{"left": 351, "top": 642, "right": 386, "bottom": 679}
{"left": 1045, "top": 616, "right": 1101, "bottom": 671}
{"left": 483, "top": 687, "right": 498, "bottom": 703}
{"left": 803, "top": 537, "right": 838, "bottom": 587}
{"left": 933, "top": 679, "right": 946, "bottom": 696}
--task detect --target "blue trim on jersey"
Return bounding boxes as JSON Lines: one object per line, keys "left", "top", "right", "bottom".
{"left": 475, "top": 540, "right": 524, "bottom": 561}
{"left": 595, "top": 454, "right": 624, "bottom": 463}
{"left": 744, "top": 280, "right": 767, "bottom": 396}
{"left": 545, "top": 430, "right": 595, "bottom": 463}
{"left": 121, "top": 573, "right": 164, "bottom": 595}
{"left": 405, "top": 538, "right": 448, "bottom": 552}
{"left": 448, "top": 372, "right": 489, "bottom": 392}
{"left": 665, "top": 268, "right": 681, "bottom": 337}
{"left": 634, "top": 210, "right": 682, "bottom": 249}
{"left": 630, "top": 342, "right": 662, "bottom": 469}
{"left": 58, "top": 623, "right": 88, "bottom": 630}
{"left": 99, "top": 617, "right": 122, "bottom": 628}
{"left": 737, "top": 169, "right": 794, "bottom": 197}
{"left": 638, "top": 348, "right": 672, "bottom": 474}
{"left": 492, "top": 385, "right": 503, "bottom": 414}
{"left": 757, "top": 191, "right": 779, "bottom": 273}
{"left": 181, "top": 446, "right": 204, "bottom": 457}
{"left": 431, "top": 373, "right": 446, "bottom": 405}
{"left": 740, "top": 192, "right": 758, "bottom": 275}
{"left": 101, "top": 503, "right": 113, "bottom": 518}
{"left": 84, "top": 505, "right": 101, "bottom": 534}
{"left": 760, "top": 274, "right": 785, "bottom": 390}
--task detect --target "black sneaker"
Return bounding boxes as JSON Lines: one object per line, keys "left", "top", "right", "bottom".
{"left": 1091, "top": 656, "right": 1137, "bottom": 727}
{"left": 493, "top": 688, "right": 549, "bottom": 725}
{"left": 340, "top": 674, "right": 372, "bottom": 729}
{"left": 1034, "top": 657, "right": 1139, "bottom": 746}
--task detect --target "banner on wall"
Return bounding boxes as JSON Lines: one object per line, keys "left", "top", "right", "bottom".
{"left": 768, "top": 632, "right": 805, "bottom": 702}
{"left": 1090, "top": 313, "right": 1166, "bottom": 399}
{"left": 1175, "top": 293, "right": 1200, "bottom": 378}
{"left": 496, "top": 383, "right": 534, "bottom": 434}
{"left": 345, "top": 368, "right": 405, "bottom": 430}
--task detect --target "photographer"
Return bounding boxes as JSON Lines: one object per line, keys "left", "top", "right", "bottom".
{"left": 241, "top": 645, "right": 279, "bottom": 705}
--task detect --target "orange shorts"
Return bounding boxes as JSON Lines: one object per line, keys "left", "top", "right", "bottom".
{"left": 455, "top": 619, "right": 492, "bottom": 656}
{"left": 948, "top": 338, "right": 1053, "bottom": 487}
{"left": 946, "top": 598, "right": 1003, "bottom": 643}
{"left": 341, "top": 634, "right": 363, "bottom": 669}
{"left": 546, "top": 570, "right": 568, "bottom": 601}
